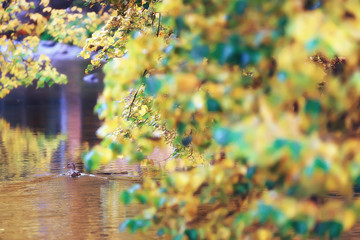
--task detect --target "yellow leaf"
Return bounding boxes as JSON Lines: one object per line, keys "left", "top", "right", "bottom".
{"left": 38, "top": 54, "right": 50, "bottom": 63}
{"left": 81, "top": 51, "right": 90, "bottom": 59}
{"left": 139, "top": 105, "right": 148, "bottom": 116}
{"left": 176, "top": 73, "right": 198, "bottom": 93}
{"left": 343, "top": 210, "right": 356, "bottom": 231}
{"left": 174, "top": 172, "right": 189, "bottom": 188}
{"left": 256, "top": 229, "right": 272, "bottom": 240}
{"left": 40, "top": 0, "right": 49, "bottom": 6}
{"left": 165, "top": 158, "right": 176, "bottom": 171}
{"left": 43, "top": 7, "right": 52, "bottom": 12}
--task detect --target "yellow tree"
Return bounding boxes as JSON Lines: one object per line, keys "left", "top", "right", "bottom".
{"left": 0, "top": 0, "right": 66, "bottom": 97}
{"left": 0, "top": 0, "right": 109, "bottom": 97}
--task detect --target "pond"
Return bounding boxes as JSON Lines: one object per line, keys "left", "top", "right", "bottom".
{"left": 0, "top": 58, "right": 163, "bottom": 239}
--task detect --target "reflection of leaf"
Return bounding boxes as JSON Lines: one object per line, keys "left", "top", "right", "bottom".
{"left": 0, "top": 119, "right": 65, "bottom": 180}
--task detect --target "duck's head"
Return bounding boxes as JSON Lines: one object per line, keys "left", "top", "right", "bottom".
{"left": 65, "top": 162, "right": 81, "bottom": 177}
{"left": 66, "top": 162, "right": 76, "bottom": 171}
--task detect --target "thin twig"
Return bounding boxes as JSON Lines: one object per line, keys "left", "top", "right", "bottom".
{"left": 127, "top": 69, "right": 148, "bottom": 120}
{"left": 127, "top": 89, "right": 139, "bottom": 120}
{"left": 156, "top": 13, "right": 161, "bottom": 37}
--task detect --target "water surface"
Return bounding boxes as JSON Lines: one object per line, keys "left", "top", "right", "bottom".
{"left": 0, "top": 59, "right": 162, "bottom": 239}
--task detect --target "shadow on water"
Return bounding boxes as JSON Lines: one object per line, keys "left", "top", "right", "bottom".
{"left": 0, "top": 58, "right": 163, "bottom": 239}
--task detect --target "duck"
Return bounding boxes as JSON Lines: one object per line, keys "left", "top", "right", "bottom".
{"left": 65, "top": 162, "right": 81, "bottom": 177}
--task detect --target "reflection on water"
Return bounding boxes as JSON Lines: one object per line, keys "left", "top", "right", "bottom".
{"left": 0, "top": 119, "right": 65, "bottom": 181}
{"left": 0, "top": 60, "right": 162, "bottom": 239}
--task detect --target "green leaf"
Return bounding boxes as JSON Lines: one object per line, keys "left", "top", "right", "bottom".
{"left": 133, "top": 151, "right": 145, "bottom": 161}
{"left": 185, "top": 229, "right": 198, "bottom": 240}
{"left": 314, "top": 156, "right": 330, "bottom": 172}
{"left": 213, "top": 43, "right": 235, "bottom": 65}
{"left": 241, "top": 75, "right": 253, "bottom": 87}
{"left": 292, "top": 220, "right": 308, "bottom": 234}
{"left": 315, "top": 222, "right": 328, "bottom": 236}
{"left": 190, "top": 45, "right": 209, "bottom": 62}
{"left": 258, "top": 204, "right": 274, "bottom": 223}
{"left": 305, "top": 99, "right": 321, "bottom": 116}
{"left": 265, "top": 180, "right": 275, "bottom": 190}
{"left": 239, "top": 51, "right": 250, "bottom": 68}
{"left": 128, "top": 184, "right": 141, "bottom": 193}
{"left": 156, "top": 197, "right": 166, "bottom": 208}
{"left": 165, "top": 176, "right": 175, "bottom": 187}
{"left": 157, "top": 228, "right": 165, "bottom": 236}
{"left": 234, "top": 0, "right": 247, "bottom": 15}
{"left": 273, "top": 139, "right": 302, "bottom": 160}
{"left": 84, "top": 150, "right": 101, "bottom": 172}
{"left": 182, "top": 136, "right": 193, "bottom": 146}
{"left": 213, "top": 127, "right": 233, "bottom": 146}
{"left": 233, "top": 182, "right": 250, "bottom": 196}
{"left": 143, "top": 2, "right": 149, "bottom": 9}
{"left": 142, "top": 112, "right": 150, "bottom": 120}
{"left": 120, "top": 191, "right": 133, "bottom": 204}
{"left": 175, "top": 16, "right": 188, "bottom": 35}
{"left": 207, "top": 97, "right": 222, "bottom": 112}
{"left": 177, "top": 122, "right": 186, "bottom": 135}
{"left": 119, "top": 219, "right": 131, "bottom": 232}
{"left": 110, "top": 142, "right": 123, "bottom": 154}
{"left": 95, "top": 103, "right": 108, "bottom": 116}
{"left": 305, "top": 38, "right": 320, "bottom": 51}
{"left": 173, "top": 234, "right": 184, "bottom": 240}
{"left": 145, "top": 77, "right": 162, "bottom": 96}
{"left": 121, "top": 219, "right": 151, "bottom": 233}
{"left": 304, "top": 165, "right": 314, "bottom": 176}
{"left": 135, "top": 193, "right": 147, "bottom": 204}
{"left": 246, "top": 166, "right": 256, "bottom": 179}
{"left": 329, "top": 222, "right": 343, "bottom": 238}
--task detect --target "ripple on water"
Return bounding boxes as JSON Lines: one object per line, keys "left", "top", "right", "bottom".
{"left": 0, "top": 174, "right": 163, "bottom": 240}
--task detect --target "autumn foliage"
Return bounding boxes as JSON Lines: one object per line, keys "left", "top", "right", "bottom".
{"left": 3, "top": 0, "right": 360, "bottom": 239}
{"left": 0, "top": 0, "right": 108, "bottom": 96}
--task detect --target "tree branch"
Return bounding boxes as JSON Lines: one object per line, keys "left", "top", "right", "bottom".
{"left": 127, "top": 69, "right": 148, "bottom": 120}
{"left": 156, "top": 13, "right": 161, "bottom": 37}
